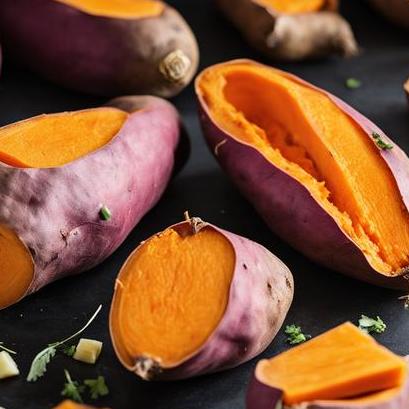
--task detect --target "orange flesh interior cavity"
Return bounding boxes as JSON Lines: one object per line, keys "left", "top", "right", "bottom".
{"left": 0, "top": 225, "right": 34, "bottom": 309}
{"left": 255, "top": 0, "right": 325, "bottom": 13}
{"left": 197, "top": 62, "right": 409, "bottom": 274}
{"left": 111, "top": 226, "right": 235, "bottom": 367}
{"left": 256, "top": 322, "right": 407, "bottom": 405}
{"left": 0, "top": 108, "right": 127, "bottom": 168}
{"left": 54, "top": 0, "right": 164, "bottom": 19}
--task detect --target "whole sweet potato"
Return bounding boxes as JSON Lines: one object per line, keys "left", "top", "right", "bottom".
{"left": 110, "top": 215, "right": 294, "bottom": 380}
{"left": 218, "top": 0, "right": 358, "bottom": 61}
{"left": 196, "top": 59, "right": 409, "bottom": 289}
{"left": 0, "top": 95, "right": 186, "bottom": 309}
{"left": 0, "top": 0, "right": 199, "bottom": 97}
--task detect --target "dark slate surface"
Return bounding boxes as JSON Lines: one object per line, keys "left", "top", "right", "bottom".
{"left": 1, "top": 1, "right": 409, "bottom": 408}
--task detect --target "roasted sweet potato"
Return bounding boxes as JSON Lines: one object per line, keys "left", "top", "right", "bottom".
{"left": 110, "top": 215, "right": 294, "bottom": 380}
{"left": 195, "top": 59, "right": 409, "bottom": 289}
{"left": 247, "top": 323, "right": 409, "bottom": 409}
{"left": 217, "top": 0, "right": 358, "bottom": 61}
{"left": 0, "top": 95, "right": 186, "bottom": 309}
{"left": 53, "top": 401, "right": 109, "bottom": 409}
{"left": 368, "top": 0, "right": 409, "bottom": 29}
{"left": 0, "top": 0, "right": 199, "bottom": 97}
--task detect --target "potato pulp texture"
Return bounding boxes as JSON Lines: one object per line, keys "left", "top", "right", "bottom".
{"left": 255, "top": 0, "right": 326, "bottom": 13}
{"left": 198, "top": 62, "right": 409, "bottom": 274}
{"left": 0, "top": 107, "right": 127, "bottom": 309}
{"left": 256, "top": 322, "right": 407, "bottom": 405}
{"left": 111, "top": 227, "right": 235, "bottom": 367}
{"left": 0, "top": 108, "right": 127, "bottom": 168}
{"left": 54, "top": 0, "right": 164, "bottom": 19}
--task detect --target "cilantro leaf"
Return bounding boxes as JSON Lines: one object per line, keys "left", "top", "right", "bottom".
{"left": 285, "top": 325, "right": 311, "bottom": 345}
{"left": 358, "top": 315, "right": 386, "bottom": 334}
{"left": 84, "top": 376, "right": 109, "bottom": 399}
{"left": 61, "top": 370, "right": 84, "bottom": 403}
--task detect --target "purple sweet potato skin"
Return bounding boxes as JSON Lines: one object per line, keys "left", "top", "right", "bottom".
{"left": 196, "top": 59, "right": 409, "bottom": 289}
{"left": 0, "top": 0, "right": 199, "bottom": 97}
{"left": 0, "top": 95, "right": 182, "bottom": 306}
{"left": 110, "top": 220, "right": 294, "bottom": 380}
{"left": 246, "top": 357, "right": 409, "bottom": 409}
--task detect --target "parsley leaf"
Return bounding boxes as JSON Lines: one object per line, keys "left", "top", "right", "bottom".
{"left": 285, "top": 325, "right": 311, "bottom": 345}
{"left": 62, "top": 345, "right": 76, "bottom": 357}
{"left": 61, "top": 370, "right": 84, "bottom": 403}
{"left": 84, "top": 376, "right": 109, "bottom": 399}
{"left": 27, "top": 305, "right": 102, "bottom": 382}
{"left": 358, "top": 315, "right": 386, "bottom": 334}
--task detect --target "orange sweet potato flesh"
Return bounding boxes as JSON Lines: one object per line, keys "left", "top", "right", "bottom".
{"left": 255, "top": 0, "right": 326, "bottom": 13}
{"left": 111, "top": 227, "right": 235, "bottom": 367}
{"left": 256, "top": 322, "right": 407, "bottom": 405}
{"left": 0, "top": 107, "right": 127, "bottom": 309}
{"left": 53, "top": 400, "right": 108, "bottom": 409}
{"left": 55, "top": 0, "right": 164, "bottom": 18}
{"left": 198, "top": 63, "right": 409, "bottom": 275}
{"left": 0, "top": 107, "right": 127, "bottom": 168}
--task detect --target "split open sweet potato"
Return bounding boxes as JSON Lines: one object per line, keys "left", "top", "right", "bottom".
{"left": 110, "top": 216, "right": 293, "bottom": 380}
{"left": 0, "top": 95, "right": 186, "bottom": 309}
{"left": 0, "top": 0, "right": 199, "bottom": 97}
{"left": 368, "top": 0, "right": 409, "bottom": 29}
{"left": 247, "top": 323, "right": 409, "bottom": 409}
{"left": 217, "top": 0, "right": 358, "bottom": 60}
{"left": 196, "top": 59, "right": 409, "bottom": 289}
{"left": 53, "top": 401, "right": 109, "bottom": 409}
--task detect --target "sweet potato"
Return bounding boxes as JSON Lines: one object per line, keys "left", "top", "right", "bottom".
{"left": 247, "top": 323, "right": 409, "bottom": 409}
{"left": 217, "top": 0, "right": 358, "bottom": 61}
{"left": 109, "top": 215, "right": 294, "bottom": 380}
{"left": 53, "top": 401, "right": 109, "bottom": 409}
{"left": 0, "top": 0, "right": 199, "bottom": 97}
{"left": 368, "top": 0, "right": 409, "bottom": 29}
{"left": 0, "top": 95, "right": 186, "bottom": 309}
{"left": 195, "top": 59, "right": 409, "bottom": 289}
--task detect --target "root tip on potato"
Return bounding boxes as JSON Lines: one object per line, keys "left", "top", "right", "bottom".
{"left": 133, "top": 357, "right": 162, "bottom": 380}
{"left": 159, "top": 49, "right": 192, "bottom": 84}
{"left": 183, "top": 211, "right": 206, "bottom": 234}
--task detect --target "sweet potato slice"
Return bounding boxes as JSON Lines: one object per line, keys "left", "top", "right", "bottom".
{"left": 196, "top": 59, "right": 409, "bottom": 288}
{"left": 247, "top": 323, "right": 407, "bottom": 408}
{"left": 110, "top": 216, "right": 293, "bottom": 380}
{"left": 0, "top": 95, "right": 185, "bottom": 309}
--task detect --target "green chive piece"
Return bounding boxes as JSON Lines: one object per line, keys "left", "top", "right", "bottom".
{"left": 346, "top": 78, "right": 361, "bottom": 89}
{"left": 99, "top": 205, "right": 112, "bottom": 221}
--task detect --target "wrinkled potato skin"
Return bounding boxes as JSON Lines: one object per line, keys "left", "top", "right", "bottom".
{"left": 0, "top": 0, "right": 199, "bottom": 97}
{"left": 217, "top": 0, "right": 358, "bottom": 61}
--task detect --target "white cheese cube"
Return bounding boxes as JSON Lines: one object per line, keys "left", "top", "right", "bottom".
{"left": 0, "top": 351, "right": 19, "bottom": 379}
{"left": 73, "top": 338, "right": 103, "bottom": 364}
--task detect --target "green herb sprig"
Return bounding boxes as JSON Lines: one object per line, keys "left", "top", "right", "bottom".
{"left": 285, "top": 325, "right": 311, "bottom": 345}
{"left": 62, "top": 345, "right": 76, "bottom": 357}
{"left": 84, "top": 376, "right": 109, "bottom": 399}
{"left": 62, "top": 370, "right": 85, "bottom": 403}
{"left": 372, "top": 132, "right": 393, "bottom": 150}
{"left": 27, "top": 305, "right": 102, "bottom": 382}
{"left": 0, "top": 342, "right": 17, "bottom": 355}
{"left": 358, "top": 315, "right": 386, "bottom": 334}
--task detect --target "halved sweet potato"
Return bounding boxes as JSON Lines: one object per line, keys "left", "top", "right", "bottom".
{"left": 195, "top": 59, "right": 409, "bottom": 289}
{"left": 218, "top": 0, "right": 358, "bottom": 60}
{"left": 247, "top": 323, "right": 409, "bottom": 409}
{"left": 0, "top": 0, "right": 199, "bottom": 97}
{"left": 110, "top": 215, "right": 293, "bottom": 380}
{"left": 53, "top": 401, "right": 109, "bottom": 409}
{"left": 0, "top": 95, "right": 186, "bottom": 309}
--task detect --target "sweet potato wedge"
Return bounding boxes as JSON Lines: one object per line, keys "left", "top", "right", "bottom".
{"left": 110, "top": 215, "right": 294, "bottom": 380}
{"left": 0, "top": 0, "right": 199, "bottom": 97}
{"left": 195, "top": 59, "right": 409, "bottom": 289}
{"left": 217, "top": 0, "right": 358, "bottom": 60}
{"left": 247, "top": 323, "right": 409, "bottom": 409}
{"left": 0, "top": 95, "right": 186, "bottom": 309}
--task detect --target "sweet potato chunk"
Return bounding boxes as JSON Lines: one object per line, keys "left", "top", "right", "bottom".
{"left": 256, "top": 0, "right": 326, "bottom": 13}
{"left": 0, "top": 108, "right": 127, "bottom": 168}
{"left": 55, "top": 0, "right": 164, "bottom": 18}
{"left": 111, "top": 227, "right": 235, "bottom": 367}
{"left": 198, "top": 62, "right": 409, "bottom": 274}
{"left": 256, "top": 322, "right": 407, "bottom": 405}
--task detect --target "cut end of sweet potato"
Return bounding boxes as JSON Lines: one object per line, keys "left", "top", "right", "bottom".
{"left": 255, "top": 0, "right": 327, "bottom": 14}
{"left": 54, "top": 0, "right": 164, "bottom": 19}
{"left": 254, "top": 322, "right": 407, "bottom": 405}
{"left": 110, "top": 222, "right": 235, "bottom": 375}
{"left": 0, "top": 107, "right": 127, "bottom": 168}
{"left": 196, "top": 60, "right": 409, "bottom": 276}
{"left": 0, "top": 224, "right": 34, "bottom": 309}
{"left": 53, "top": 400, "right": 108, "bottom": 409}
